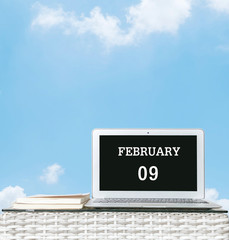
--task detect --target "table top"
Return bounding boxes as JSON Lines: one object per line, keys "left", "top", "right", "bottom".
{"left": 3, "top": 207, "right": 228, "bottom": 213}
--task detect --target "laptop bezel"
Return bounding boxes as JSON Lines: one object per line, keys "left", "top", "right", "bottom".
{"left": 92, "top": 129, "right": 204, "bottom": 199}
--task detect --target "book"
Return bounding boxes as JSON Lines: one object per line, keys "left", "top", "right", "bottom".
{"left": 15, "top": 193, "right": 90, "bottom": 205}
{"left": 11, "top": 193, "right": 90, "bottom": 210}
{"left": 12, "top": 203, "right": 85, "bottom": 210}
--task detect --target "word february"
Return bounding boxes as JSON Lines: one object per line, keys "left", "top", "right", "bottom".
{"left": 118, "top": 147, "right": 180, "bottom": 157}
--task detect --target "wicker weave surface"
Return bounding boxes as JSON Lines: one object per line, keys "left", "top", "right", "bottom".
{"left": 0, "top": 211, "right": 229, "bottom": 240}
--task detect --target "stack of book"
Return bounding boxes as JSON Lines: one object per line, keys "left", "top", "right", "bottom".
{"left": 11, "top": 193, "right": 90, "bottom": 210}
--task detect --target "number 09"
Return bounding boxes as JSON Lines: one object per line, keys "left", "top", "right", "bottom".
{"left": 138, "top": 166, "right": 158, "bottom": 181}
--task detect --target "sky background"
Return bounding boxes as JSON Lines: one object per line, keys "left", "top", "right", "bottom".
{"left": 0, "top": 0, "right": 229, "bottom": 210}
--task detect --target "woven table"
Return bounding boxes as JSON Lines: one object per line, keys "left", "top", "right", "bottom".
{"left": 0, "top": 209, "right": 229, "bottom": 240}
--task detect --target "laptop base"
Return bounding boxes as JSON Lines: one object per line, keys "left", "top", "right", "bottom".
{"left": 85, "top": 199, "right": 221, "bottom": 209}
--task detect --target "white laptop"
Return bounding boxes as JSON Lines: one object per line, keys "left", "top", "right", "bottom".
{"left": 85, "top": 129, "right": 220, "bottom": 209}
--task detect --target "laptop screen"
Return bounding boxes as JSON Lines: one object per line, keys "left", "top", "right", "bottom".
{"left": 100, "top": 135, "right": 197, "bottom": 191}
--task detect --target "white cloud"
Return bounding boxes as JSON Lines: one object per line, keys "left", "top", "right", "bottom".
{"left": 206, "top": 188, "right": 219, "bottom": 201}
{"left": 40, "top": 163, "right": 64, "bottom": 184}
{"left": 217, "top": 198, "right": 229, "bottom": 211}
{"left": 0, "top": 186, "right": 26, "bottom": 212}
{"left": 206, "top": 188, "right": 229, "bottom": 212}
{"left": 127, "top": 0, "right": 191, "bottom": 34}
{"left": 32, "top": 4, "right": 67, "bottom": 29}
{"left": 31, "top": 0, "right": 191, "bottom": 47}
{"left": 207, "top": 0, "right": 229, "bottom": 14}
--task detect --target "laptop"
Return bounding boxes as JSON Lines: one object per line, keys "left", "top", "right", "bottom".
{"left": 85, "top": 129, "right": 220, "bottom": 209}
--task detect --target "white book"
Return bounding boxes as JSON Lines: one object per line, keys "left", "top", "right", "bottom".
{"left": 15, "top": 193, "right": 90, "bottom": 205}
{"left": 12, "top": 203, "right": 86, "bottom": 210}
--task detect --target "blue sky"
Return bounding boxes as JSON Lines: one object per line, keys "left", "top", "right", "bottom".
{"left": 0, "top": 0, "right": 229, "bottom": 208}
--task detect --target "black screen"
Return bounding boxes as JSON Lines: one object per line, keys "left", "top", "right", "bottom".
{"left": 100, "top": 135, "right": 197, "bottom": 191}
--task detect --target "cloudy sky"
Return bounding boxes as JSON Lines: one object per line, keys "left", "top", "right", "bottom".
{"left": 0, "top": 0, "right": 229, "bottom": 210}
